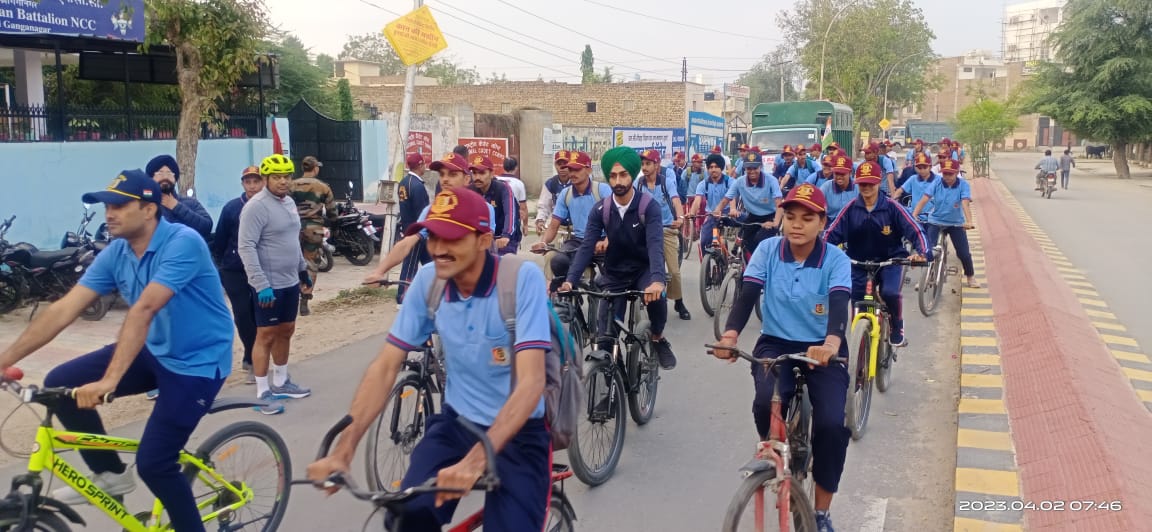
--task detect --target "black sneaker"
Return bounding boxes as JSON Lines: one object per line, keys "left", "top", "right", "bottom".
{"left": 653, "top": 338, "right": 677, "bottom": 370}
{"left": 674, "top": 299, "right": 691, "bottom": 320}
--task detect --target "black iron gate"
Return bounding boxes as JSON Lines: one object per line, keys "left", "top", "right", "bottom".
{"left": 287, "top": 100, "right": 363, "bottom": 200}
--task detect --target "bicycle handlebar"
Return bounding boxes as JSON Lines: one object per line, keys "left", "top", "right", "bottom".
{"left": 849, "top": 258, "right": 927, "bottom": 268}
{"left": 361, "top": 279, "right": 411, "bottom": 288}
{"left": 703, "top": 344, "right": 847, "bottom": 368}
{"left": 559, "top": 288, "right": 646, "bottom": 300}
{"left": 1, "top": 367, "right": 115, "bottom": 404}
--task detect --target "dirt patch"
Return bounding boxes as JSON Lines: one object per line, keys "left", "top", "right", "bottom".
{"left": 0, "top": 293, "right": 398, "bottom": 469}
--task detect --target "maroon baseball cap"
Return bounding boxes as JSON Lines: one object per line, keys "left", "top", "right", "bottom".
{"left": 240, "top": 165, "right": 261, "bottom": 179}
{"left": 780, "top": 183, "right": 827, "bottom": 214}
{"left": 429, "top": 153, "right": 470, "bottom": 173}
{"left": 810, "top": 143, "right": 822, "bottom": 153}
{"left": 406, "top": 153, "right": 426, "bottom": 170}
{"left": 467, "top": 154, "right": 494, "bottom": 172}
{"left": 940, "top": 159, "right": 960, "bottom": 174}
{"left": 639, "top": 149, "right": 661, "bottom": 164}
{"left": 565, "top": 151, "right": 592, "bottom": 170}
{"left": 855, "top": 161, "right": 883, "bottom": 185}
{"left": 404, "top": 188, "right": 493, "bottom": 239}
{"left": 554, "top": 150, "right": 570, "bottom": 163}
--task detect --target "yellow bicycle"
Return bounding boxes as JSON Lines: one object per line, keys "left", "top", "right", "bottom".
{"left": 0, "top": 368, "right": 291, "bottom": 532}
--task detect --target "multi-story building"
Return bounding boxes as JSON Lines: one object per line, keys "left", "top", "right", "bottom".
{"left": 1002, "top": 0, "right": 1067, "bottom": 63}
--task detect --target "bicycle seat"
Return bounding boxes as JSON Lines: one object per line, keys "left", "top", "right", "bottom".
{"left": 207, "top": 396, "right": 275, "bottom": 414}
{"left": 28, "top": 248, "right": 79, "bottom": 269}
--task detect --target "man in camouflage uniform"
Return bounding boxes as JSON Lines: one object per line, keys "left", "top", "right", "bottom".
{"left": 292, "top": 156, "right": 337, "bottom": 316}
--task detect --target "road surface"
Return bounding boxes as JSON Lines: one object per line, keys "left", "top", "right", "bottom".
{"left": 1, "top": 245, "right": 963, "bottom": 531}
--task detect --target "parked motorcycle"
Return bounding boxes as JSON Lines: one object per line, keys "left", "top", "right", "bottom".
{"left": 317, "top": 226, "right": 335, "bottom": 273}
{"left": 329, "top": 181, "right": 378, "bottom": 266}
{"left": 0, "top": 211, "right": 107, "bottom": 320}
{"left": 60, "top": 206, "right": 115, "bottom": 321}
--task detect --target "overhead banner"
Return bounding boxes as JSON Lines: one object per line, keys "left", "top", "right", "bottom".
{"left": 406, "top": 130, "right": 433, "bottom": 165}
{"left": 458, "top": 137, "right": 509, "bottom": 171}
{"left": 612, "top": 127, "right": 687, "bottom": 162}
{"left": 0, "top": 0, "right": 145, "bottom": 42}
{"left": 687, "top": 111, "right": 725, "bottom": 156}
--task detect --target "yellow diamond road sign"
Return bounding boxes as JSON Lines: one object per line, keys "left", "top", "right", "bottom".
{"left": 383, "top": 5, "right": 448, "bottom": 67}
{"left": 879, "top": 118, "right": 891, "bottom": 130}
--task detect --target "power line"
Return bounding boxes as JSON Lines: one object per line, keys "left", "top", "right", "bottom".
{"left": 582, "top": 0, "right": 779, "bottom": 42}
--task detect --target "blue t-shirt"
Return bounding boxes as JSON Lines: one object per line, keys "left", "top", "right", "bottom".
{"left": 79, "top": 219, "right": 233, "bottom": 379}
{"left": 901, "top": 173, "right": 939, "bottom": 217}
{"left": 553, "top": 182, "right": 613, "bottom": 239}
{"left": 742, "top": 237, "right": 852, "bottom": 343}
{"left": 820, "top": 180, "right": 858, "bottom": 223}
{"left": 787, "top": 157, "right": 822, "bottom": 186}
{"left": 806, "top": 170, "right": 834, "bottom": 189}
{"left": 923, "top": 177, "right": 971, "bottom": 226}
{"left": 725, "top": 174, "right": 783, "bottom": 216}
{"left": 635, "top": 173, "right": 680, "bottom": 226}
{"left": 386, "top": 255, "right": 550, "bottom": 426}
{"left": 695, "top": 176, "right": 733, "bottom": 213}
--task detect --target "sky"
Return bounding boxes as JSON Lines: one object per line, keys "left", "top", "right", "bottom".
{"left": 265, "top": 0, "right": 1011, "bottom": 84}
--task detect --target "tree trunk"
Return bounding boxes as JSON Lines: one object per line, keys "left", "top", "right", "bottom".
{"left": 1113, "top": 142, "right": 1131, "bottom": 179}
{"left": 175, "top": 42, "right": 203, "bottom": 196}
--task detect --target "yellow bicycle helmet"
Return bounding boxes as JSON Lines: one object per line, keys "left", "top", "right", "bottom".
{"left": 260, "top": 154, "right": 295, "bottom": 176}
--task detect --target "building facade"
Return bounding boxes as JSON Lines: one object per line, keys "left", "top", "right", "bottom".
{"left": 1002, "top": 0, "right": 1066, "bottom": 63}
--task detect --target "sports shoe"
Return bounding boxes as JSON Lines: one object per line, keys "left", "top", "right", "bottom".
{"left": 889, "top": 331, "right": 908, "bottom": 348}
{"left": 652, "top": 338, "right": 677, "bottom": 370}
{"left": 816, "top": 511, "right": 836, "bottom": 532}
{"left": 674, "top": 299, "right": 692, "bottom": 320}
{"left": 242, "top": 362, "right": 255, "bottom": 385}
{"left": 299, "top": 297, "right": 311, "bottom": 317}
{"left": 53, "top": 469, "right": 136, "bottom": 505}
{"left": 144, "top": 389, "right": 159, "bottom": 400}
{"left": 270, "top": 379, "right": 312, "bottom": 399}
{"left": 253, "top": 391, "right": 285, "bottom": 415}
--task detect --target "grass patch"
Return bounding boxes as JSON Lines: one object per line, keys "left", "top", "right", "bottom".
{"left": 315, "top": 286, "right": 396, "bottom": 312}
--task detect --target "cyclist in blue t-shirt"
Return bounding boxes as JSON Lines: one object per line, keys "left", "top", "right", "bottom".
{"left": 715, "top": 151, "right": 784, "bottom": 262}
{"left": 687, "top": 153, "right": 735, "bottom": 256}
{"left": 913, "top": 159, "right": 978, "bottom": 289}
{"left": 0, "top": 170, "right": 234, "bottom": 532}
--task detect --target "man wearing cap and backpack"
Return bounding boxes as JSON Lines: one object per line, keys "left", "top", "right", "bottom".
{"left": 468, "top": 154, "right": 519, "bottom": 255}
{"left": 308, "top": 187, "right": 565, "bottom": 532}
{"left": 636, "top": 149, "right": 691, "bottom": 321}
{"left": 394, "top": 153, "right": 432, "bottom": 304}
{"left": 532, "top": 151, "right": 611, "bottom": 291}
{"left": 782, "top": 143, "right": 822, "bottom": 193}
{"left": 687, "top": 153, "right": 735, "bottom": 257}
{"left": 714, "top": 151, "right": 784, "bottom": 262}
{"left": 534, "top": 151, "right": 574, "bottom": 236}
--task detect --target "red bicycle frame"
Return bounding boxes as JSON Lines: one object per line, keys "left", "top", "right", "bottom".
{"left": 446, "top": 469, "right": 574, "bottom": 531}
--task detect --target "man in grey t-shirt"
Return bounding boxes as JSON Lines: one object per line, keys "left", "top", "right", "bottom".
{"left": 237, "top": 154, "right": 312, "bottom": 414}
{"left": 1059, "top": 149, "right": 1076, "bottom": 190}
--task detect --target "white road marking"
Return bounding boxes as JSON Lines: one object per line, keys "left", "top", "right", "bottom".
{"left": 858, "top": 495, "right": 889, "bottom": 532}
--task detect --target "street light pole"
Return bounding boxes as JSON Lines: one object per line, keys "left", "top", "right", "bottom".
{"left": 882, "top": 51, "right": 929, "bottom": 121}
{"left": 818, "top": 0, "right": 863, "bottom": 100}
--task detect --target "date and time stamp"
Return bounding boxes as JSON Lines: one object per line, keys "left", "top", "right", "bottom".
{"left": 958, "top": 499, "right": 1124, "bottom": 512}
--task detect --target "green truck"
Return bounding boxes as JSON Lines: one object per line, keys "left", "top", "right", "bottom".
{"left": 904, "top": 121, "right": 955, "bottom": 151}
{"left": 749, "top": 101, "right": 854, "bottom": 157}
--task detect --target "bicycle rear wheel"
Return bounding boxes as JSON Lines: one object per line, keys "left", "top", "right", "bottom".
{"left": 721, "top": 471, "right": 818, "bottom": 531}
{"left": 185, "top": 421, "right": 291, "bottom": 532}
{"left": 364, "top": 374, "right": 436, "bottom": 491}
{"left": 545, "top": 495, "right": 577, "bottom": 532}
{"left": 699, "top": 252, "right": 724, "bottom": 316}
{"left": 714, "top": 271, "right": 740, "bottom": 341}
{"left": 845, "top": 319, "right": 873, "bottom": 441}
{"left": 917, "top": 256, "right": 942, "bottom": 317}
{"left": 568, "top": 358, "right": 626, "bottom": 486}
{"left": 626, "top": 319, "right": 658, "bottom": 425}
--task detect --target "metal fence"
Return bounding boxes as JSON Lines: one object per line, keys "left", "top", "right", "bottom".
{"left": 0, "top": 104, "right": 266, "bottom": 142}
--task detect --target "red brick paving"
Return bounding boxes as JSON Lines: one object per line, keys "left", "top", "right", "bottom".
{"left": 972, "top": 177, "right": 1152, "bottom": 530}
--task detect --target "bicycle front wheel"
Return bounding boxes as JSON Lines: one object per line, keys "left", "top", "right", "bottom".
{"left": 700, "top": 252, "right": 723, "bottom": 316}
{"left": 568, "top": 358, "right": 626, "bottom": 486}
{"left": 365, "top": 375, "right": 436, "bottom": 491}
{"left": 0, "top": 509, "right": 72, "bottom": 532}
{"left": 845, "top": 319, "right": 873, "bottom": 441}
{"left": 626, "top": 319, "right": 658, "bottom": 425}
{"left": 714, "top": 272, "right": 740, "bottom": 340}
{"left": 721, "top": 471, "right": 818, "bottom": 531}
{"left": 917, "top": 256, "right": 942, "bottom": 317}
{"left": 185, "top": 421, "right": 291, "bottom": 532}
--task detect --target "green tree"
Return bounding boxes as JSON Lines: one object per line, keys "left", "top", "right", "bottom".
{"left": 339, "top": 32, "right": 406, "bottom": 75}
{"left": 736, "top": 45, "right": 803, "bottom": 104}
{"left": 581, "top": 45, "right": 596, "bottom": 84}
{"left": 315, "top": 53, "right": 336, "bottom": 78}
{"left": 422, "top": 58, "right": 480, "bottom": 86}
{"left": 953, "top": 98, "right": 1018, "bottom": 176}
{"left": 1019, "top": 0, "right": 1152, "bottom": 179}
{"left": 778, "top": 0, "right": 936, "bottom": 135}
{"left": 337, "top": 78, "right": 354, "bottom": 120}
{"left": 269, "top": 34, "right": 337, "bottom": 117}
{"left": 145, "top": 0, "right": 272, "bottom": 193}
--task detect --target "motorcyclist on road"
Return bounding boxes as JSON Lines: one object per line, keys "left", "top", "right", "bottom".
{"left": 1034, "top": 149, "right": 1060, "bottom": 191}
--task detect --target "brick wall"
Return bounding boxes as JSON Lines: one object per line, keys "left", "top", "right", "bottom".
{"left": 352, "top": 81, "right": 697, "bottom": 129}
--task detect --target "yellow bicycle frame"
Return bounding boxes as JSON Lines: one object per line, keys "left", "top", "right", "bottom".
{"left": 24, "top": 425, "right": 251, "bottom": 531}
{"left": 849, "top": 294, "right": 883, "bottom": 380}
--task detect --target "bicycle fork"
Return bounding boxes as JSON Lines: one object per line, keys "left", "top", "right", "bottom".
{"left": 850, "top": 290, "right": 884, "bottom": 380}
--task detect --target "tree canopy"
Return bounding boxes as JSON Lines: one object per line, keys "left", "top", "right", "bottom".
{"left": 1019, "top": 0, "right": 1152, "bottom": 179}
{"left": 736, "top": 45, "right": 803, "bottom": 104}
{"left": 269, "top": 34, "right": 338, "bottom": 117}
{"left": 953, "top": 98, "right": 1018, "bottom": 176}
{"left": 580, "top": 45, "right": 612, "bottom": 84}
{"left": 337, "top": 32, "right": 482, "bottom": 86}
{"left": 777, "top": 0, "right": 936, "bottom": 133}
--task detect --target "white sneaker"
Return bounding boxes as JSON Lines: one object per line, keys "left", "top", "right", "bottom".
{"left": 52, "top": 469, "right": 136, "bottom": 505}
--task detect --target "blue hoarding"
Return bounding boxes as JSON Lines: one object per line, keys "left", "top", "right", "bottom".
{"left": 688, "top": 111, "right": 725, "bottom": 156}
{"left": 0, "top": 0, "right": 145, "bottom": 42}
{"left": 612, "top": 126, "right": 687, "bottom": 161}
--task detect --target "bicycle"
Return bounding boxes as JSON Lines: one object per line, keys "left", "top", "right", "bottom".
{"left": 704, "top": 345, "right": 846, "bottom": 532}
{"left": 679, "top": 212, "right": 700, "bottom": 265}
{"left": 0, "top": 367, "right": 292, "bottom": 532}
{"left": 298, "top": 415, "right": 576, "bottom": 532}
{"left": 531, "top": 244, "right": 602, "bottom": 350}
{"left": 559, "top": 288, "right": 657, "bottom": 486}
{"left": 712, "top": 216, "right": 770, "bottom": 340}
{"left": 845, "top": 258, "right": 924, "bottom": 440}
{"left": 917, "top": 224, "right": 965, "bottom": 317}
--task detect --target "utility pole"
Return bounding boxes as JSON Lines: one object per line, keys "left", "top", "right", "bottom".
{"left": 395, "top": 0, "right": 422, "bottom": 182}
{"left": 682, "top": 57, "right": 687, "bottom": 83}
{"left": 779, "top": 63, "right": 785, "bottom": 102}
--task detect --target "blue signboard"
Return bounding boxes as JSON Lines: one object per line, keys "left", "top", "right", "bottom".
{"left": 612, "top": 126, "right": 687, "bottom": 161}
{"left": 0, "top": 0, "right": 145, "bottom": 42}
{"left": 688, "top": 111, "right": 725, "bottom": 156}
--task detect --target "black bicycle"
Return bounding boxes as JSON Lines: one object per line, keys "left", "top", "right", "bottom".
{"left": 559, "top": 288, "right": 658, "bottom": 487}
{"left": 533, "top": 244, "right": 601, "bottom": 350}
{"left": 358, "top": 280, "right": 449, "bottom": 494}
{"left": 299, "top": 416, "right": 576, "bottom": 532}
{"left": 711, "top": 215, "right": 769, "bottom": 340}
{"left": 917, "top": 224, "right": 966, "bottom": 317}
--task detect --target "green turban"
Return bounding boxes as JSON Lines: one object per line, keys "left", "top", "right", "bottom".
{"left": 601, "top": 146, "right": 641, "bottom": 180}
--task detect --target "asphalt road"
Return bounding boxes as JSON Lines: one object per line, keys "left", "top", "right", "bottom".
{"left": 1, "top": 246, "right": 962, "bottom": 532}
{"left": 990, "top": 152, "right": 1152, "bottom": 354}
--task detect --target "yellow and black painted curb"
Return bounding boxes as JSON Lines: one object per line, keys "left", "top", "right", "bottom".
{"left": 992, "top": 180, "right": 1152, "bottom": 412}
{"left": 952, "top": 208, "right": 1025, "bottom": 532}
